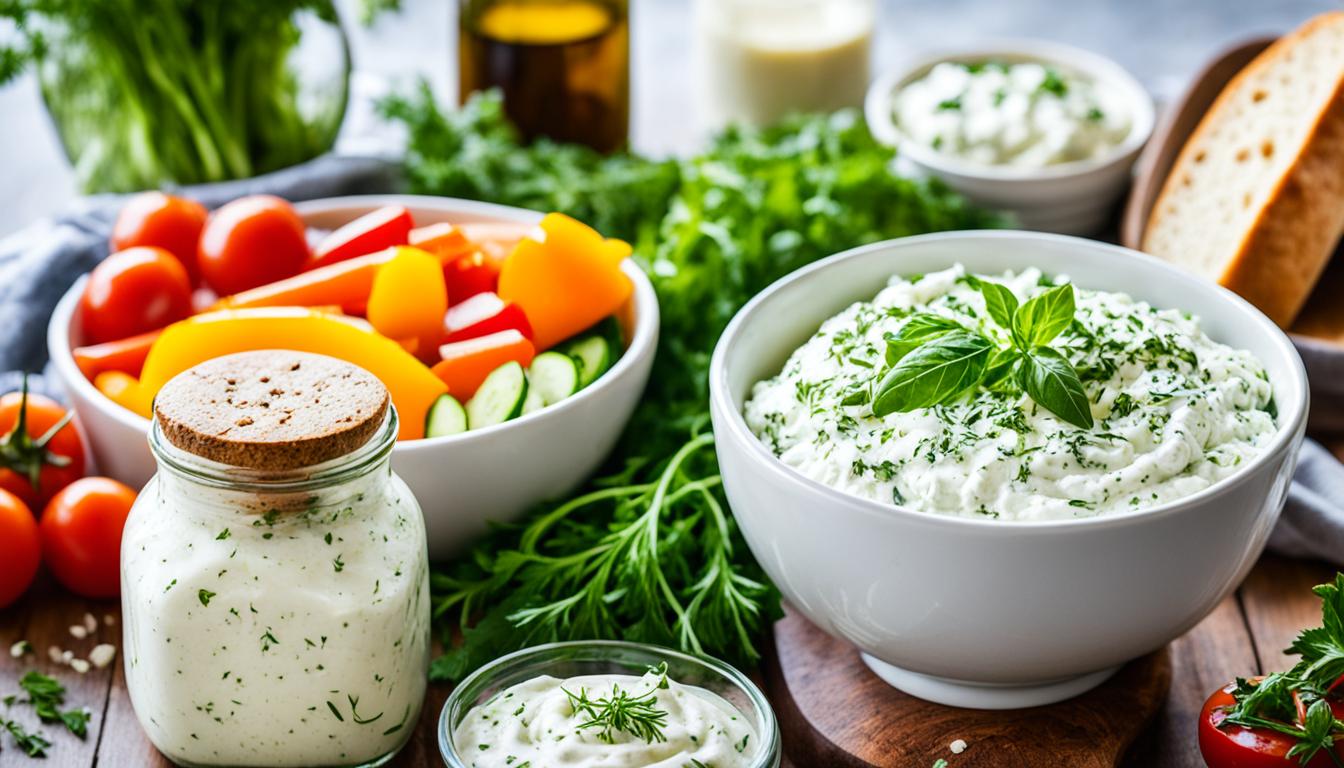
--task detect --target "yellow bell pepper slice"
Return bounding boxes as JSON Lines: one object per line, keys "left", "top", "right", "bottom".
{"left": 367, "top": 246, "right": 448, "bottom": 358}
{"left": 136, "top": 307, "right": 446, "bottom": 440}
{"left": 497, "top": 213, "right": 633, "bottom": 351}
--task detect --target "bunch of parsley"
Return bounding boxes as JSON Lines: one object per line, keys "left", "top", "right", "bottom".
{"left": 1219, "top": 574, "right": 1344, "bottom": 765}
{"left": 382, "top": 89, "right": 1003, "bottom": 680}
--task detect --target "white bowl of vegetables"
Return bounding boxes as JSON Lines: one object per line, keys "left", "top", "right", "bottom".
{"left": 47, "top": 194, "right": 659, "bottom": 560}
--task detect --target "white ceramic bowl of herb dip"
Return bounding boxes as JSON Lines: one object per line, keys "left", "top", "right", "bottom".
{"left": 709, "top": 230, "right": 1307, "bottom": 709}
{"left": 865, "top": 41, "right": 1154, "bottom": 235}
{"left": 438, "top": 641, "right": 780, "bottom": 768}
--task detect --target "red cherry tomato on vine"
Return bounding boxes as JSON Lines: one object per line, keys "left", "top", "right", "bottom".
{"left": 198, "top": 195, "right": 310, "bottom": 296}
{"left": 80, "top": 246, "right": 193, "bottom": 345}
{"left": 0, "top": 489, "right": 39, "bottom": 609}
{"left": 1200, "top": 680, "right": 1344, "bottom": 767}
{"left": 40, "top": 477, "right": 136, "bottom": 599}
{"left": 0, "top": 383, "right": 86, "bottom": 509}
{"left": 111, "top": 192, "right": 208, "bottom": 284}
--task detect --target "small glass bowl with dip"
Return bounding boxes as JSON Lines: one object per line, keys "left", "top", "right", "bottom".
{"left": 438, "top": 641, "right": 780, "bottom": 768}
{"left": 865, "top": 40, "right": 1154, "bottom": 235}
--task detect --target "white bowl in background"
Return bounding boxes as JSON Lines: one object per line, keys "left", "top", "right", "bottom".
{"left": 865, "top": 41, "right": 1155, "bottom": 236}
{"left": 48, "top": 195, "right": 658, "bottom": 561}
{"left": 710, "top": 230, "right": 1306, "bottom": 709}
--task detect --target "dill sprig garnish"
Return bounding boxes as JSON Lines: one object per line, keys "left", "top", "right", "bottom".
{"left": 562, "top": 663, "right": 671, "bottom": 745}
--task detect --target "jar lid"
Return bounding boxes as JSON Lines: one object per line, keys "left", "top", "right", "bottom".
{"left": 154, "top": 350, "right": 390, "bottom": 471}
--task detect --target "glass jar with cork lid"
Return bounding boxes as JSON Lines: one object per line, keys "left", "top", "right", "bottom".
{"left": 120, "top": 350, "right": 430, "bottom": 767}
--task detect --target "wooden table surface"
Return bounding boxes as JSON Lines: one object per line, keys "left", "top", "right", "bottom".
{"left": 0, "top": 552, "right": 1334, "bottom": 767}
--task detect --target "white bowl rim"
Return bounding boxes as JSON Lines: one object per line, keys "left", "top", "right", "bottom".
{"left": 46, "top": 194, "right": 660, "bottom": 452}
{"left": 864, "top": 38, "right": 1157, "bottom": 182}
{"left": 710, "top": 229, "right": 1309, "bottom": 534}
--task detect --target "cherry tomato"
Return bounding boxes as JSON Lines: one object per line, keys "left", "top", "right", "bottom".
{"left": 40, "top": 477, "right": 135, "bottom": 599}
{"left": 0, "top": 383, "right": 86, "bottom": 509}
{"left": 311, "top": 205, "right": 413, "bottom": 269}
{"left": 80, "top": 246, "right": 193, "bottom": 345}
{"left": 445, "top": 251, "right": 503, "bottom": 304}
{"left": 1201, "top": 680, "right": 1344, "bottom": 767}
{"left": 0, "top": 489, "right": 39, "bottom": 610}
{"left": 198, "top": 195, "right": 310, "bottom": 296}
{"left": 110, "top": 192, "right": 208, "bottom": 284}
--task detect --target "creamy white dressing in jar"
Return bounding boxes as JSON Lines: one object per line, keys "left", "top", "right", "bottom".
{"left": 121, "top": 351, "right": 430, "bottom": 767}
{"left": 893, "top": 60, "right": 1131, "bottom": 167}
{"left": 453, "top": 667, "right": 758, "bottom": 768}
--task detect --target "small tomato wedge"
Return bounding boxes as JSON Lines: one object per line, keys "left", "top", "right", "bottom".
{"left": 498, "top": 213, "right": 633, "bottom": 350}
{"left": 433, "top": 330, "right": 536, "bottom": 400}
{"left": 73, "top": 329, "right": 162, "bottom": 381}
{"left": 199, "top": 195, "right": 310, "bottom": 296}
{"left": 367, "top": 247, "right": 449, "bottom": 356}
{"left": 0, "top": 381, "right": 86, "bottom": 509}
{"left": 40, "top": 477, "right": 136, "bottom": 599}
{"left": 1200, "top": 680, "right": 1344, "bottom": 768}
{"left": 0, "top": 489, "right": 39, "bottom": 609}
{"left": 311, "top": 205, "right": 413, "bottom": 269}
{"left": 409, "top": 222, "right": 473, "bottom": 262}
{"left": 80, "top": 246, "right": 193, "bottom": 345}
{"left": 111, "top": 192, "right": 208, "bottom": 285}
{"left": 445, "top": 250, "right": 503, "bottom": 304}
{"left": 444, "top": 292, "right": 533, "bottom": 343}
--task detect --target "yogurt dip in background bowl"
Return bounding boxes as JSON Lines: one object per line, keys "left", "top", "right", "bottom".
{"left": 709, "top": 230, "right": 1307, "bottom": 709}
{"left": 865, "top": 41, "right": 1155, "bottom": 235}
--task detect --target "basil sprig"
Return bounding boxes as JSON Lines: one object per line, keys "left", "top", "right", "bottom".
{"left": 870, "top": 280, "right": 1095, "bottom": 429}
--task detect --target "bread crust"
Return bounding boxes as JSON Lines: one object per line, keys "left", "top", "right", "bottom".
{"left": 1143, "top": 11, "right": 1344, "bottom": 327}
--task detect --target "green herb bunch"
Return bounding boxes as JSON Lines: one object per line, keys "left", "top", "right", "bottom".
{"left": 0, "top": 0, "right": 396, "bottom": 192}
{"left": 384, "top": 89, "right": 1003, "bottom": 680}
{"left": 869, "top": 278, "right": 1093, "bottom": 429}
{"left": 1219, "top": 574, "right": 1344, "bottom": 765}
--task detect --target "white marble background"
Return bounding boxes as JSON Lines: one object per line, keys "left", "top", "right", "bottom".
{"left": 0, "top": 0, "right": 1333, "bottom": 236}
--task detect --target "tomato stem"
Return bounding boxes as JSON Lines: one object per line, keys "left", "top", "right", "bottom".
{"left": 0, "top": 376, "right": 75, "bottom": 496}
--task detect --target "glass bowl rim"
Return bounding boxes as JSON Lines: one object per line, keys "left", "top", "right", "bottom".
{"left": 437, "top": 639, "right": 781, "bottom": 767}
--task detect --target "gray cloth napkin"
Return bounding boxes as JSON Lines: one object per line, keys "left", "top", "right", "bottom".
{"left": 2, "top": 155, "right": 1342, "bottom": 566}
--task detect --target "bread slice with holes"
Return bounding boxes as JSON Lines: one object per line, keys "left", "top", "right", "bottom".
{"left": 1143, "top": 11, "right": 1344, "bottom": 328}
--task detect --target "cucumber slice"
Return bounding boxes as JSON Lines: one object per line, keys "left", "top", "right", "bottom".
{"left": 466, "top": 362, "right": 528, "bottom": 429}
{"left": 564, "top": 336, "right": 611, "bottom": 388}
{"left": 521, "top": 382, "right": 546, "bottom": 415}
{"left": 529, "top": 352, "right": 580, "bottom": 405}
{"left": 425, "top": 394, "right": 468, "bottom": 438}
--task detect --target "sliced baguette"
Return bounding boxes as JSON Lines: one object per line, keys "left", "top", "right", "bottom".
{"left": 1142, "top": 11, "right": 1344, "bottom": 327}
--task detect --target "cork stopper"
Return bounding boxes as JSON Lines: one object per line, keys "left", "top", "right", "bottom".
{"left": 154, "top": 350, "right": 390, "bottom": 471}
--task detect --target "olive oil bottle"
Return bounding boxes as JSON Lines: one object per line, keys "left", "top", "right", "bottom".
{"left": 459, "top": 0, "right": 630, "bottom": 152}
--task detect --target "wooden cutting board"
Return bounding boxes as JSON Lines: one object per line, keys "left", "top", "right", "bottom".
{"left": 764, "top": 609, "right": 1172, "bottom": 767}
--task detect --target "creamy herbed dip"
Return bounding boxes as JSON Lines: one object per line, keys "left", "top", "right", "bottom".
{"left": 893, "top": 61, "right": 1131, "bottom": 167}
{"left": 744, "top": 266, "right": 1276, "bottom": 520}
{"left": 453, "top": 667, "right": 757, "bottom": 768}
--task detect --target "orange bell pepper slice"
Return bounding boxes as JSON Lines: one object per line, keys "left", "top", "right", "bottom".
{"left": 459, "top": 222, "right": 533, "bottom": 264}
{"left": 73, "top": 329, "right": 162, "bottom": 380}
{"left": 410, "top": 223, "right": 474, "bottom": 263}
{"left": 497, "top": 213, "right": 632, "bottom": 350}
{"left": 136, "top": 307, "right": 446, "bottom": 440}
{"left": 367, "top": 247, "right": 448, "bottom": 358}
{"left": 94, "top": 371, "right": 153, "bottom": 417}
{"left": 431, "top": 330, "right": 535, "bottom": 400}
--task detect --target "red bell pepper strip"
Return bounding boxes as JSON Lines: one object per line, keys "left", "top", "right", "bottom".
{"left": 310, "top": 206, "right": 413, "bottom": 269}
{"left": 443, "top": 292, "right": 533, "bottom": 343}
{"left": 73, "top": 329, "right": 163, "bottom": 381}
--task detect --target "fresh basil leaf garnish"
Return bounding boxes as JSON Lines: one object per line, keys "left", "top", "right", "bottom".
{"left": 1012, "top": 284, "right": 1075, "bottom": 348}
{"left": 873, "top": 331, "right": 993, "bottom": 416}
{"left": 978, "top": 280, "right": 1019, "bottom": 330}
{"left": 884, "top": 313, "right": 963, "bottom": 366}
{"left": 1019, "top": 346, "right": 1094, "bottom": 429}
{"left": 982, "top": 347, "right": 1020, "bottom": 389}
